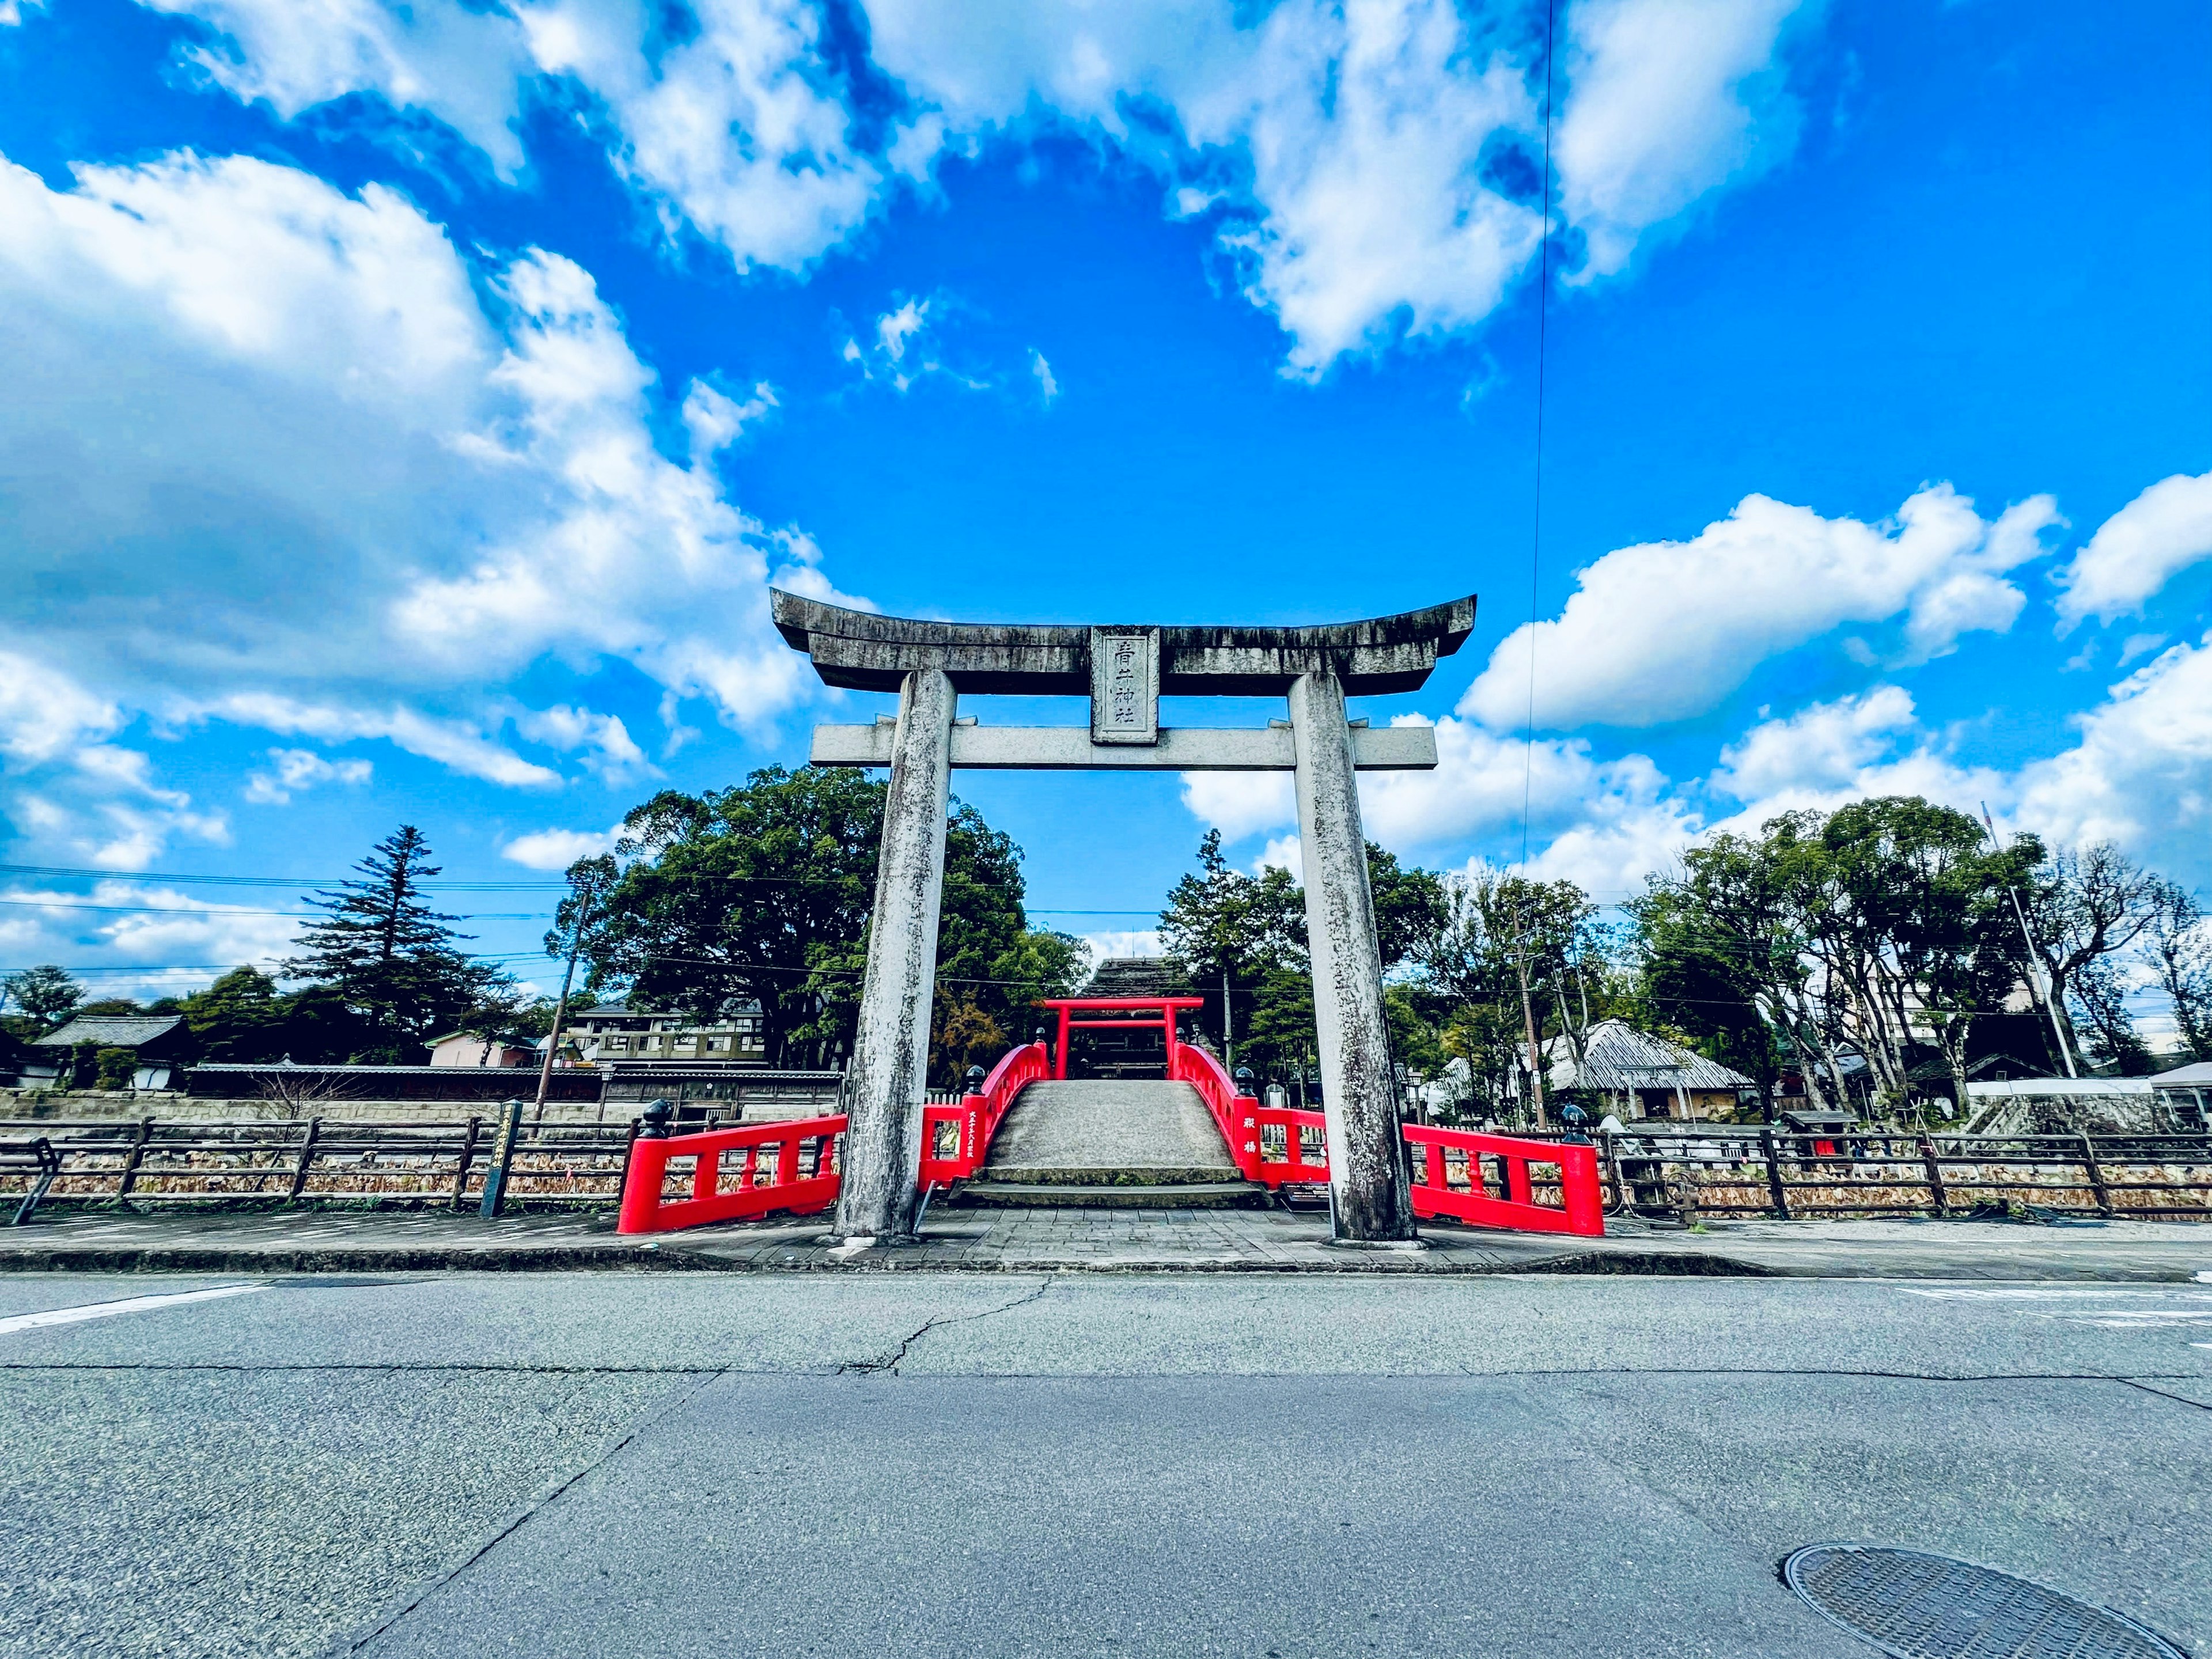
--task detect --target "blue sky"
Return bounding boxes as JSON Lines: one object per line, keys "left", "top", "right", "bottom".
{"left": 0, "top": 0, "right": 2207, "bottom": 1003}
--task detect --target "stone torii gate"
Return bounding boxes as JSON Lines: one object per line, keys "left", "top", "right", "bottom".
{"left": 772, "top": 588, "right": 1475, "bottom": 1245}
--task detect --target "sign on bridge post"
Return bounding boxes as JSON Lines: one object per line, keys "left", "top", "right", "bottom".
{"left": 772, "top": 589, "right": 1475, "bottom": 1245}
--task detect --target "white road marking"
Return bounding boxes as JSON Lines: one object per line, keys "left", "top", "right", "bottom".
{"left": 1899, "top": 1287, "right": 2179, "bottom": 1300}
{"left": 0, "top": 1283, "right": 265, "bottom": 1335}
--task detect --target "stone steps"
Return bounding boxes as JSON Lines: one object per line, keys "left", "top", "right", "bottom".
{"left": 953, "top": 1180, "right": 1268, "bottom": 1210}
{"left": 961, "top": 1081, "right": 1249, "bottom": 1207}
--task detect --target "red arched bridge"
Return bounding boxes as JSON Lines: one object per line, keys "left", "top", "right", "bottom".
{"left": 617, "top": 994, "right": 1604, "bottom": 1240}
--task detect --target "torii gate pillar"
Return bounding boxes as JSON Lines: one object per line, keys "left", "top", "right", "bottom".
{"left": 833, "top": 665, "right": 955, "bottom": 1240}
{"left": 775, "top": 589, "right": 1473, "bottom": 1243}
{"left": 1290, "top": 662, "right": 1416, "bottom": 1241}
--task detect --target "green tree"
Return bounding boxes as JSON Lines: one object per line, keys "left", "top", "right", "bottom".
{"left": 589, "top": 769, "right": 883, "bottom": 1068}
{"left": 1159, "top": 832, "right": 1441, "bottom": 1066}
{"left": 283, "top": 826, "right": 512, "bottom": 1062}
{"left": 587, "top": 771, "right": 1059, "bottom": 1077}
{"left": 2071, "top": 954, "right": 2154, "bottom": 1073}
{"left": 2142, "top": 879, "right": 2212, "bottom": 1062}
{"left": 1, "top": 964, "right": 83, "bottom": 1033}
{"left": 170, "top": 967, "right": 291, "bottom": 1062}
{"left": 2016, "top": 842, "right": 2162, "bottom": 1073}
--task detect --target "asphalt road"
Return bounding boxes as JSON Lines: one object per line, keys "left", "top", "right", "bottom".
{"left": 1, "top": 1271, "right": 2206, "bottom": 1657}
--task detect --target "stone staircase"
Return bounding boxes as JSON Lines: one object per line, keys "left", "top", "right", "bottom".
{"left": 953, "top": 1080, "right": 1265, "bottom": 1209}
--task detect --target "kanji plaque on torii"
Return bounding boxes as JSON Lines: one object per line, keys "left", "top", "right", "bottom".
{"left": 771, "top": 588, "right": 1476, "bottom": 1247}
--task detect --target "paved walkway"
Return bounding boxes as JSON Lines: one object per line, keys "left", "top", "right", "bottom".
{"left": 4, "top": 1201, "right": 2209, "bottom": 1279}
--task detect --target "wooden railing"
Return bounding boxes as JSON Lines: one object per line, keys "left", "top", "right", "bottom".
{"left": 616, "top": 1116, "right": 844, "bottom": 1233}
{"left": 918, "top": 1041, "right": 1051, "bottom": 1185}
{"left": 1596, "top": 1127, "right": 2212, "bottom": 1221}
{"left": 0, "top": 1115, "right": 635, "bottom": 1209}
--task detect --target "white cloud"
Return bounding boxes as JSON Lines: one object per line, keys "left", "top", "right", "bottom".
{"left": 2052, "top": 470, "right": 2212, "bottom": 632}
{"left": 141, "top": 0, "right": 533, "bottom": 171}
{"left": 682, "top": 378, "right": 777, "bottom": 456}
{"left": 524, "top": 0, "right": 921, "bottom": 275}
{"left": 0, "top": 654, "right": 229, "bottom": 866}
{"left": 143, "top": 0, "right": 896, "bottom": 268}
{"left": 243, "top": 748, "right": 373, "bottom": 805}
{"left": 2014, "top": 632, "right": 2212, "bottom": 873}
{"left": 1029, "top": 348, "right": 1059, "bottom": 404}
{"left": 0, "top": 881, "right": 301, "bottom": 989}
{"left": 1080, "top": 929, "right": 1163, "bottom": 961}
{"left": 508, "top": 704, "right": 654, "bottom": 784}
{"left": 1254, "top": 834, "right": 1301, "bottom": 875}
{"left": 1556, "top": 0, "right": 1806, "bottom": 281}
{"left": 1179, "top": 771, "right": 1297, "bottom": 842}
{"left": 142, "top": 0, "right": 1814, "bottom": 373}
{"left": 1698, "top": 688, "right": 2008, "bottom": 847}
{"left": 0, "top": 147, "right": 861, "bottom": 786}
{"left": 840, "top": 296, "right": 993, "bottom": 393}
{"left": 500, "top": 823, "right": 621, "bottom": 869}
{"left": 1710, "top": 684, "right": 1916, "bottom": 801}
{"left": 1460, "top": 484, "right": 2059, "bottom": 731}
{"left": 0, "top": 653, "right": 121, "bottom": 767}
{"left": 202, "top": 694, "right": 559, "bottom": 789}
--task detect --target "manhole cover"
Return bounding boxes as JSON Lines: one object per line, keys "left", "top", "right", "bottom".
{"left": 1782, "top": 1544, "right": 2186, "bottom": 1659}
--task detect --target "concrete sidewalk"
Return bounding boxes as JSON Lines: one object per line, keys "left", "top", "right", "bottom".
{"left": 3, "top": 1200, "right": 2209, "bottom": 1279}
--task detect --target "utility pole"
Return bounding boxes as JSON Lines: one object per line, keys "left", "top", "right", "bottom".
{"left": 1221, "top": 966, "right": 1233, "bottom": 1068}
{"left": 1980, "top": 803, "right": 2077, "bottom": 1080}
{"left": 531, "top": 883, "right": 598, "bottom": 1127}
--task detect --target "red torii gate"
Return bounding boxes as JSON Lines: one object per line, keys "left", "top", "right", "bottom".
{"left": 1035, "top": 995, "right": 1206, "bottom": 1081}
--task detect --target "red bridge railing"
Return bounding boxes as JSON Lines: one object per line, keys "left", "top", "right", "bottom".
{"left": 918, "top": 1040, "right": 1051, "bottom": 1185}
{"left": 615, "top": 1046, "right": 1603, "bottom": 1240}
{"left": 616, "top": 1115, "right": 844, "bottom": 1234}
{"left": 1168, "top": 1041, "right": 1268, "bottom": 1180}
{"left": 1403, "top": 1123, "right": 1605, "bottom": 1237}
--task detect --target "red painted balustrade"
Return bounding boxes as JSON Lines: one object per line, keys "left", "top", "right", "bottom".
{"left": 616, "top": 1115, "right": 844, "bottom": 1234}
{"left": 1403, "top": 1123, "right": 1605, "bottom": 1237}
{"left": 1166, "top": 1040, "right": 1268, "bottom": 1181}
{"left": 918, "top": 1040, "right": 1051, "bottom": 1185}
{"left": 616, "top": 1039, "right": 1603, "bottom": 1239}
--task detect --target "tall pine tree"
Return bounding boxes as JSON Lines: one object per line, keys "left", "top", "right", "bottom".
{"left": 283, "top": 826, "right": 510, "bottom": 1062}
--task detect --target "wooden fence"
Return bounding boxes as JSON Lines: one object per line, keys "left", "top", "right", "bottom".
{"left": 1598, "top": 1128, "right": 2212, "bottom": 1221}
{"left": 5, "top": 1115, "right": 2210, "bottom": 1223}
{"left": 0, "top": 1115, "right": 638, "bottom": 1210}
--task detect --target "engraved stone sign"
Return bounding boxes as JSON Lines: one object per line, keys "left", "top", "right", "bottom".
{"left": 1089, "top": 627, "right": 1159, "bottom": 745}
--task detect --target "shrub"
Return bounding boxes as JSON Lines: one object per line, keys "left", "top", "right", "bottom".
{"left": 94, "top": 1047, "right": 139, "bottom": 1091}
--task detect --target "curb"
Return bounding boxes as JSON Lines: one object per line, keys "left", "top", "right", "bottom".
{"left": 0, "top": 1243, "right": 1780, "bottom": 1277}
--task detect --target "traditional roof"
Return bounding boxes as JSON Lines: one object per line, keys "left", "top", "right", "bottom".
{"left": 1549, "top": 1019, "right": 1752, "bottom": 1094}
{"left": 770, "top": 589, "right": 1476, "bottom": 696}
{"left": 1082, "top": 959, "right": 1196, "bottom": 999}
{"left": 33, "top": 1014, "right": 187, "bottom": 1050}
{"left": 2149, "top": 1061, "right": 2212, "bottom": 1088}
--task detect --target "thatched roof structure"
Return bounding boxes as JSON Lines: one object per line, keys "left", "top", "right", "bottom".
{"left": 1548, "top": 1019, "right": 1751, "bottom": 1096}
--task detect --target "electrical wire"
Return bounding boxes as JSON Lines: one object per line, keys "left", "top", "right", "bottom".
{"left": 1518, "top": 0, "right": 1557, "bottom": 879}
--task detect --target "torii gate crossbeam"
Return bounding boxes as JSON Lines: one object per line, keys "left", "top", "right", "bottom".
{"left": 771, "top": 588, "right": 1475, "bottom": 1246}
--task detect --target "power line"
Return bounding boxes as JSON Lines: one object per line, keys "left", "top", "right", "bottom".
{"left": 1518, "top": 0, "right": 1558, "bottom": 878}
{"left": 0, "top": 898, "right": 549, "bottom": 921}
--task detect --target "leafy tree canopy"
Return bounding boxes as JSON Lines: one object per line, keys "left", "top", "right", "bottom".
{"left": 1, "top": 964, "right": 83, "bottom": 1033}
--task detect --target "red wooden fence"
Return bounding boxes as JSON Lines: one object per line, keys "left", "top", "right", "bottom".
{"left": 918, "top": 1041, "right": 1051, "bottom": 1185}
{"left": 616, "top": 1115, "right": 844, "bottom": 1234}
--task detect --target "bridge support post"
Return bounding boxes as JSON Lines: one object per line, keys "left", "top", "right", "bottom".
{"left": 834, "top": 666, "right": 956, "bottom": 1240}
{"left": 1289, "top": 661, "right": 1417, "bottom": 1244}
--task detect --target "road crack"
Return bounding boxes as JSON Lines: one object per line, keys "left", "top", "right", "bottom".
{"left": 837, "top": 1277, "right": 1056, "bottom": 1376}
